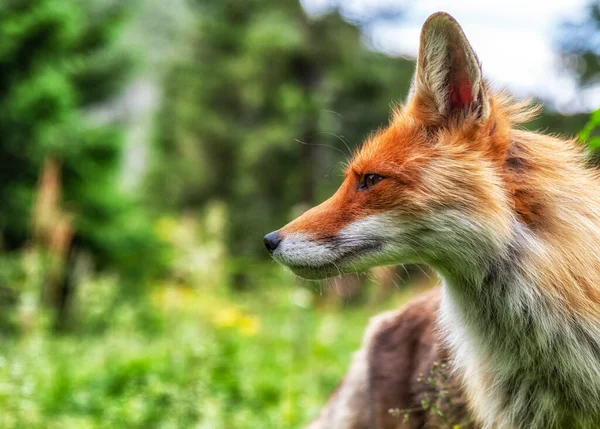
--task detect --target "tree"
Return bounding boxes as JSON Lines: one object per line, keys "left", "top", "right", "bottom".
{"left": 559, "top": 1, "right": 600, "bottom": 87}
{"left": 0, "top": 0, "right": 161, "bottom": 328}
{"left": 150, "top": 0, "right": 414, "bottom": 288}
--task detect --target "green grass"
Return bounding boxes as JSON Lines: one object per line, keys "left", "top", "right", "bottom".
{"left": 0, "top": 268, "right": 416, "bottom": 428}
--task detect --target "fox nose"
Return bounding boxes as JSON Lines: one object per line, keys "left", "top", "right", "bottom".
{"left": 264, "top": 231, "right": 282, "bottom": 253}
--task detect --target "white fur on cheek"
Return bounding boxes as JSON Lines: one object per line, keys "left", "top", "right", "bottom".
{"left": 273, "top": 214, "right": 414, "bottom": 270}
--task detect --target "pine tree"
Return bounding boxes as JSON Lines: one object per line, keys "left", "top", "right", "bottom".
{"left": 0, "top": 0, "right": 161, "bottom": 326}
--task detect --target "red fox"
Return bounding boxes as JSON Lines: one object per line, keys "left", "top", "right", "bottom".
{"left": 264, "top": 11, "right": 600, "bottom": 429}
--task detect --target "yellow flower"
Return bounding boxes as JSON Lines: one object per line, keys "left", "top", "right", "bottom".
{"left": 238, "top": 315, "right": 260, "bottom": 336}
{"left": 212, "top": 307, "right": 260, "bottom": 336}
{"left": 213, "top": 307, "right": 244, "bottom": 328}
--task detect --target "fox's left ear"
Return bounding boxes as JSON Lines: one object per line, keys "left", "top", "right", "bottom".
{"left": 412, "top": 12, "right": 489, "bottom": 123}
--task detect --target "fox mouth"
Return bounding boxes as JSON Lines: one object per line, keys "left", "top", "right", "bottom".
{"left": 279, "top": 241, "right": 384, "bottom": 280}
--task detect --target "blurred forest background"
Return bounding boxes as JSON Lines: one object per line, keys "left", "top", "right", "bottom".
{"left": 0, "top": 0, "right": 598, "bottom": 427}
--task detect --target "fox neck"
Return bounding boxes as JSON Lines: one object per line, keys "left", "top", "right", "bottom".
{"left": 437, "top": 220, "right": 600, "bottom": 428}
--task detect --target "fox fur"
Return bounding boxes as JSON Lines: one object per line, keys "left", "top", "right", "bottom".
{"left": 267, "top": 11, "right": 600, "bottom": 429}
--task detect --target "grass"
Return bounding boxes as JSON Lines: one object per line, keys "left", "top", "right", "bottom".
{"left": 0, "top": 266, "right": 419, "bottom": 429}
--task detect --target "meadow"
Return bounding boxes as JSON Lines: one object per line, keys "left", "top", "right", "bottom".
{"left": 0, "top": 215, "right": 424, "bottom": 428}
{"left": 0, "top": 1, "right": 597, "bottom": 428}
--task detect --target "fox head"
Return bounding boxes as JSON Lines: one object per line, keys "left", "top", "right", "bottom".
{"left": 265, "top": 12, "right": 536, "bottom": 280}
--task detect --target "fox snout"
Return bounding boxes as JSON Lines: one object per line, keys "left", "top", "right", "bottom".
{"left": 263, "top": 208, "right": 402, "bottom": 280}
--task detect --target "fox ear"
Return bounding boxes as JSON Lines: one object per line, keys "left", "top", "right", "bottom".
{"left": 413, "top": 12, "right": 489, "bottom": 123}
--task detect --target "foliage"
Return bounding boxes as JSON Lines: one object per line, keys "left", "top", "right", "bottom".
{"left": 0, "top": 0, "right": 162, "bottom": 289}
{"left": 388, "top": 361, "right": 472, "bottom": 428}
{"left": 580, "top": 108, "right": 600, "bottom": 148}
{"left": 0, "top": 271, "right": 416, "bottom": 429}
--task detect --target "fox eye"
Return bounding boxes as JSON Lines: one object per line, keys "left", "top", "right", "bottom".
{"left": 358, "top": 173, "right": 384, "bottom": 191}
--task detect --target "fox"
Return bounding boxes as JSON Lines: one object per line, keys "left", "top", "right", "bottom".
{"left": 264, "top": 11, "right": 600, "bottom": 429}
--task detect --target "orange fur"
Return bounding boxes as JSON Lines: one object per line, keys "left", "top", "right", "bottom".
{"left": 270, "top": 12, "right": 600, "bottom": 428}
{"left": 281, "top": 91, "right": 532, "bottom": 245}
